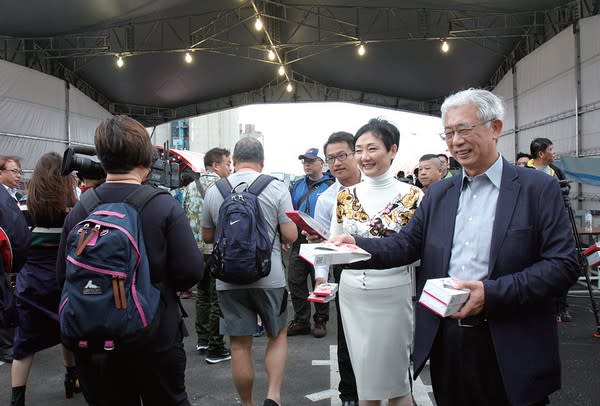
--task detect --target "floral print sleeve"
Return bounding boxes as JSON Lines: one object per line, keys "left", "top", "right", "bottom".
{"left": 336, "top": 185, "right": 421, "bottom": 238}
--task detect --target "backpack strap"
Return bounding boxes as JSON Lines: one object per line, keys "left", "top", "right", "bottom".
{"left": 79, "top": 189, "right": 102, "bottom": 214}
{"left": 247, "top": 174, "right": 275, "bottom": 197}
{"left": 215, "top": 178, "right": 234, "bottom": 199}
{"left": 124, "top": 185, "right": 170, "bottom": 213}
{"left": 247, "top": 175, "right": 279, "bottom": 244}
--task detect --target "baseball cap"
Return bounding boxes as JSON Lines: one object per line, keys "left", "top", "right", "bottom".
{"left": 298, "top": 147, "right": 324, "bottom": 161}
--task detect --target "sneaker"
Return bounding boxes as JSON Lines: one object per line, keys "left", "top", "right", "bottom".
{"left": 206, "top": 348, "right": 232, "bottom": 364}
{"left": 253, "top": 324, "right": 265, "bottom": 337}
{"left": 312, "top": 320, "right": 327, "bottom": 338}
{"left": 286, "top": 320, "right": 311, "bottom": 336}
{"left": 196, "top": 339, "right": 209, "bottom": 353}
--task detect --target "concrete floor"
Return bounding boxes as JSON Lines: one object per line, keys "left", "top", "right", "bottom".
{"left": 1, "top": 290, "right": 599, "bottom": 405}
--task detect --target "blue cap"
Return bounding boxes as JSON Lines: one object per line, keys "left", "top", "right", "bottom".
{"left": 298, "top": 147, "right": 324, "bottom": 161}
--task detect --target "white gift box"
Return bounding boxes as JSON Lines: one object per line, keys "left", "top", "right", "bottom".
{"left": 307, "top": 293, "right": 336, "bottom": 303}
{"left": 299, "top": 243, "right": 371, "bottom": 267}
{"left": 313, "top": 282, "right": 338, "bottom": 297}
{"left": 418, "top": 277, "right": 470, "bottom": 317}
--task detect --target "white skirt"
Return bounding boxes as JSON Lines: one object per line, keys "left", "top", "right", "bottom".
{"left": 339, "top": 267, "right": 413, "bottom": 400}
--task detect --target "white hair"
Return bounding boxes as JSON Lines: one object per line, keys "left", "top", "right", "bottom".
{"left": 441, "top": 88, "right": 505, "bottom": 124}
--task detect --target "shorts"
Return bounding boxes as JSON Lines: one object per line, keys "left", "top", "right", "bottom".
{"left": 218, "top": 288, "right": 288, "bottom": 337}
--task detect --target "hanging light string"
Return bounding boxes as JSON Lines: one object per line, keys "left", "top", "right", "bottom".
{"left": 250, "top": 0, "right": 293, "bottom": 91}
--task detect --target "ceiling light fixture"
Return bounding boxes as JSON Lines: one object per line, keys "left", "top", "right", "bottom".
{"left": 116, "top": 56, "right": 124, "bottom": 68}
{"left": 184, "top": 52, "right": 193, "bottom": 63}
{"left": 278, "top": 65, "right": 285, "bottom": 76}
{"left": 357, "top": 43, "right": 366, "bottom": 56}
{"left": 286, "top": 82, "right": 293, "bottom": 92}
{"left": 441, "top": 40, "right": 450, "bottom": 53}
{"left": 268, "top": 49, "right": 276, "bottom": 61}
{"left": 254, "top": 16, "right": 263, "bottom": 31}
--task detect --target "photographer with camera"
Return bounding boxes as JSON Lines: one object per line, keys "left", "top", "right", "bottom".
{"left": 526, "top": 137, "right": 574, "bottom": 322}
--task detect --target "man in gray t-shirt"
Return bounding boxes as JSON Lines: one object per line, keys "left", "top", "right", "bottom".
{"left": 201, "top": 137, "right": 297, "bottom": 406}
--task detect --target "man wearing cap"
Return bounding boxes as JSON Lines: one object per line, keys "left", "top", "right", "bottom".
{"left": 287, "top": 148, "right": 334, "bottom": 337}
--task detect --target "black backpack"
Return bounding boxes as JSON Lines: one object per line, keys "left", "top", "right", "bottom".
{"left": 210, "top": 175, "right": 276, "bottom": 284}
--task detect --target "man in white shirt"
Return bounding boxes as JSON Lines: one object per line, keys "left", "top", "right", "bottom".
{"left": 314, "top": 132, "right": 361, "bottom": 406}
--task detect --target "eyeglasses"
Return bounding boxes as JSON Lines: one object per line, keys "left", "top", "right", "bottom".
{"left": 325, "top": 152, "right": 354, "bottom": 164}
{"left": 2, "top": 168, "right": 22, "bottom": 175}
{"left": 439, "top": 118, "right": 495, "bottom": 141}
{"left": 301, "top": 159, "right": 317, "bottom": 165}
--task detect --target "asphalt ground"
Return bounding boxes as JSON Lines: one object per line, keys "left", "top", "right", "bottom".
{"left": 1, "top": 288, "right": 599, "bottom": 405}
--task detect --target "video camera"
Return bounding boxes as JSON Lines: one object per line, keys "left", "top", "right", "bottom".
{"left": 61, "top": 144, "right": 180, "bottom": 189}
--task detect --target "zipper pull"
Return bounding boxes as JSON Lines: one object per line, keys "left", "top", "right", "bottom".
{"left": 118, "top": 277, "right": 127, "bottom": 309}
{"left": 76, "top": 224, "right": 100, "bottom": 256}
{"left": 112, "top": 276, "right": 123, "bottom": 309}
{"left": 75, "top": 224, "right": 90, "bottom": 255}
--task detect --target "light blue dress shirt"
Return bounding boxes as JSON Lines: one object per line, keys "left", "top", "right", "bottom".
{"left": 448, "top": 155, "right": 503, "bottom": 281}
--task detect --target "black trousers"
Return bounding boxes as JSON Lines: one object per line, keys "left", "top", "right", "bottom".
{"left": 333, "top": 266, "right": 358, "bottom": 402}
{"left": 75, "top": 343, "right": 190, "bottom": 406}
{"left": 430, "top": 318, "right": 549, "bottom": 406}
{"left": 288, "top": 238, "right": 329, "bottom": 324}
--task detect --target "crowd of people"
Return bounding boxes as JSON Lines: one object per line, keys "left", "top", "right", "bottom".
{"left": 0, "top": 87, "right": 578, "bottom": 406}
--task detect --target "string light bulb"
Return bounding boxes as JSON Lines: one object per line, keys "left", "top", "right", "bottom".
{"left": 357, "top": 43, "right": 366, "bottom": 56}
{"left": 267, "top": 49, "right": 276, "bottom": 61}
{"left": 116, "top": 56, "right": 124, "bottom": 68}
{"left": 278, "top": 65, "right": 285, "bottom": 76}
{"left": 184, "top": 52, "right": 193, "bottom": 63}
{"left": 286, "top": 82, "right": 293, "bottom": 92}
{"left": 441, "top": 40, "right": 449, "bottom": 53}
{"left": 254, "top": 16, "right": 263, "bottom": 31}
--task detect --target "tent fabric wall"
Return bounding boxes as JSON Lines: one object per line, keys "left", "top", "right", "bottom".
{"left": 494, "top": 13, "right": 600, "bottom": 207}
{"left": 68, "top": 86, "right": 112, "bottom": 145}
{"left": 0, "top": 60, "right": 111, "bottom": 173}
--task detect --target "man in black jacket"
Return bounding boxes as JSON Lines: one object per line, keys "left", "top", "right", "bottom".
{"left": 0, "top": 184, "right": 31, "bottom": 363}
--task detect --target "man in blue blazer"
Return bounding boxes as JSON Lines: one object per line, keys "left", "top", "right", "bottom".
{"left": 332, "top": 89, "right": 578, "bottom": 406}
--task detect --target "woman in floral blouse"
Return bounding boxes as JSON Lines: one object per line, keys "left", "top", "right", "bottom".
{"left": 330, "top": 118, "right": 422, "bottom": 406}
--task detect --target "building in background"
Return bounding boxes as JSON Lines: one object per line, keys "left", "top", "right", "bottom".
{"left": 149, "top": 109, "right": 240, "bottom": 153}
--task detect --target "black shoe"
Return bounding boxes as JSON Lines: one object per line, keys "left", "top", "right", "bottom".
{"left": 263, "top": 399, "right": 280, "bottom": 406}
{"left": 287, "top": 320, "right": 310, "bottom": 336}
{"left": 312, "top": 319, "right": 327, "bottom": 338}
{"left": 64, "top": 373, "right": 81, "bottom": 399}
{"left": 341, "top": 402, "right": 358, "bottom": 406}
{"left": 196, "top": 339, "right": 209, "bottom": 353}
{"left": 206, "top": 348, "right": 232, "bottom": 364}
{"left": 253, "top": 324, "right": 265, "bottom": 337}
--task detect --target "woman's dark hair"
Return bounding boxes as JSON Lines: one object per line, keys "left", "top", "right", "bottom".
{"left": 94, "top": 115, "right": 154, "bottom": 174}
{"left": 27, "top": 152, "right": 77, "bottom": 227}
{"left": 354, "top": 118, "right": 399, "bottom": 151}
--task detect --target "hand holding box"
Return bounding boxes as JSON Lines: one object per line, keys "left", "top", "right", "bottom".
{"left": 418, "top": 277, "right": 470, "bottom": 317}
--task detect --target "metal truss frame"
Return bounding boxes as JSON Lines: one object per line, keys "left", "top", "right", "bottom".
{"left": 1, "top": 0, "right": 597, "bottom": 125}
